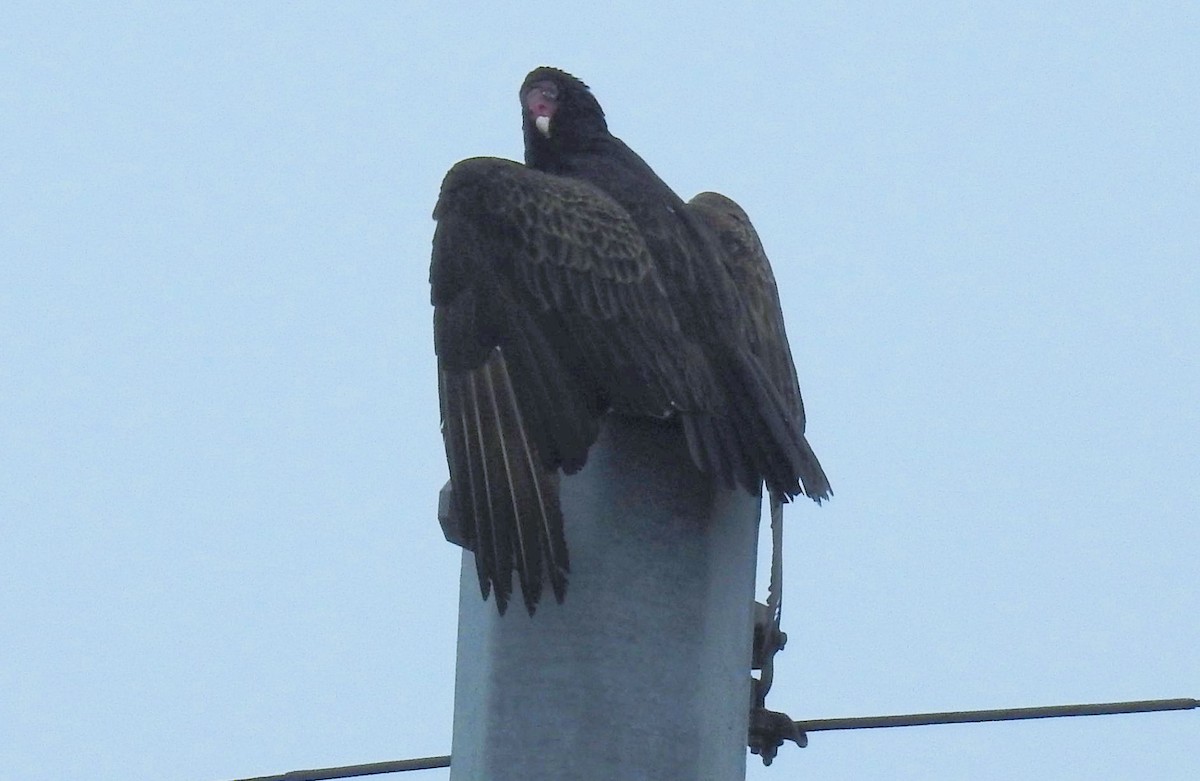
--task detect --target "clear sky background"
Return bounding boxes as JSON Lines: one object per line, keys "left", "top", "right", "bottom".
{"left": 2, "top": 3, "right": 1196, "bottom": 780}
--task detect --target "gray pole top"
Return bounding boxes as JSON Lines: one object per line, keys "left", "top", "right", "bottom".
{"left": 448, "top": 417, "right": 761, "bottom": 781}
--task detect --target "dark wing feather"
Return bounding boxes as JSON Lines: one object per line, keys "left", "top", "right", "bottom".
{"left": 687, "top": 191, "right": 832, "bottom": 502}
{"left": 432, "top": 156, "right": 704, "bottom": 613}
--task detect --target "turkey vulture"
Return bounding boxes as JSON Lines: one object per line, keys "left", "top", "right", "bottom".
{"left": 431, "top": 67, "right": 830, "bottom": 615}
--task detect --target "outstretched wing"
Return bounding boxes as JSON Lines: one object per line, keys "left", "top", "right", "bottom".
{"left": 432, "top": 156, "right": 702, "bottom": 614}
{"left": 686, "top": 191, "right": 832, "bottom": 502}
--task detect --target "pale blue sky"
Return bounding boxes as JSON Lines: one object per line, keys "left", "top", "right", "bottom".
{"left": 2, "top": 3, "right": 1196, "bottom": 779}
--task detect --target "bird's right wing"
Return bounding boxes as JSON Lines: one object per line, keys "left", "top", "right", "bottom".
{"left": 431, "top": 157, "right": 708, "bottom": 614}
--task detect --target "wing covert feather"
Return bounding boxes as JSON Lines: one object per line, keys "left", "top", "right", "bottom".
{"left": 434, "top": 156, "right": 715, "bottom": 418}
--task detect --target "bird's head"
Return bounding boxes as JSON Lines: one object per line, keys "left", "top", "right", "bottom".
{"left": 520, "top": 67, "right": 608, "bottom": 166}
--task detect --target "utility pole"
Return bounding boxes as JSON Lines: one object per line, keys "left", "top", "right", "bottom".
{"left": 445, "top": 417, "right": 761, "bottom": 781}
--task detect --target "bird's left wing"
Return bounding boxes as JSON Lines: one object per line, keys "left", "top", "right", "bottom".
{"left": 686, "top": 191, "right": 831, "bottom": 502}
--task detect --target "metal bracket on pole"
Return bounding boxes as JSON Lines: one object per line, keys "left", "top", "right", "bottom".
{"left": 749, "top": 492, "right": 801, "bottom": 765}
{"left": 749, "top": 705, "right": 808, "bottom": 764}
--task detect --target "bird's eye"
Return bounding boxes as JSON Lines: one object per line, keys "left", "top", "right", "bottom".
{"left": 526, "top": 80, "right": 557, "bottom": 102}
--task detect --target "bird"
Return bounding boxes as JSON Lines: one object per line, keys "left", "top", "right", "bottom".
{"left": 430, "top": 66, "right": 829, "bottom": 616}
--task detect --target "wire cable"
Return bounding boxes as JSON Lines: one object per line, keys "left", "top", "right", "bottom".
{"left": 795, "top": 697, "right": 1199, "bottom": 733}
{"left": 223, "top": 697, "right": 1196, "bottom": 780}
{"left": 230, "top": 755, "right": 449, "bottom": 781}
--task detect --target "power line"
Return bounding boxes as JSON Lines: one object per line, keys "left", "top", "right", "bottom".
{"left": 224, "top": 697, "right": 1196, "bottom": 781}
{"left": 795, "top": 698, "right": 1199, "bottom": 733}
{"left": 230, "top": 755, "right": 449, "bottom": 781}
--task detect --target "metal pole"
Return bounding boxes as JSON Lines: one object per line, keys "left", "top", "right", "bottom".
{"left": 448, "top": 416, "right": 761, "bottom": 781}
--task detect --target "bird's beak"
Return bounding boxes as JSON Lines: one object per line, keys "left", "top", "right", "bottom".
{"left": 535, "top": 115, "right": 551, "bottom": 137}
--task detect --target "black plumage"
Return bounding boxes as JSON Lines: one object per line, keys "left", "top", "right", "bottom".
{"left": 686, "top": 191, "right": 831, "bottom": 502}
{"left": 431, "top": 67, "right": 829, "bottom": 615}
